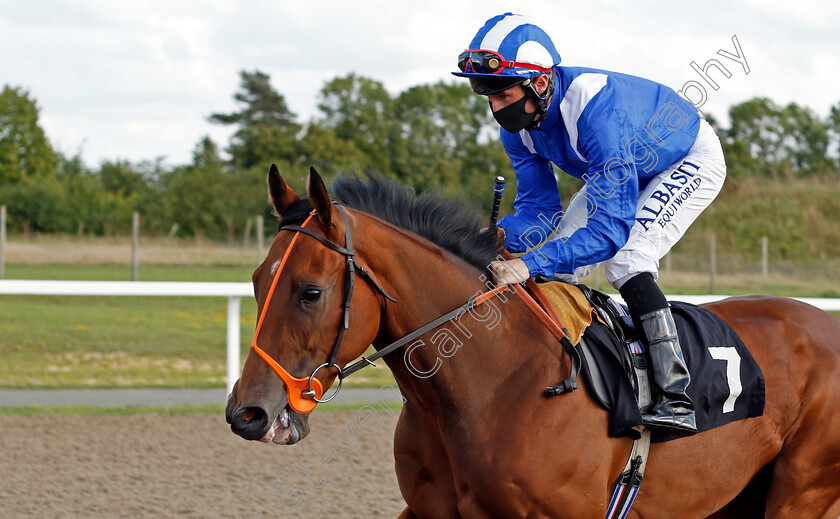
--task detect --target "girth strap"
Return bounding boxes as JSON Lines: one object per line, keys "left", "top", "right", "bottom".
{"left": 606, "top": 428, "right": 651, "bottom": 519}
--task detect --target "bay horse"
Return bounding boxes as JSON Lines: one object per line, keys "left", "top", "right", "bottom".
{"left": 226, "top": 165, "right": 840, "bottom": 518}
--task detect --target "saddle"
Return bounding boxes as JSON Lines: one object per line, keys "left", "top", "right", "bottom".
{"left": 529, "top": 281, "right": 766, "bottom": 443}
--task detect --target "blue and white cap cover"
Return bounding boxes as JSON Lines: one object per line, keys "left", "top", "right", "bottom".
{"left": 453, "top": 13, "right": 562, "bottom": 79}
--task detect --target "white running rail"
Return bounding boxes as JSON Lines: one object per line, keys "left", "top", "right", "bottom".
{"left": 1, "top": 280, "right": 839, "bottom": 395}
{"left": 0, "top": 280, "right": 252, "bottom": 395}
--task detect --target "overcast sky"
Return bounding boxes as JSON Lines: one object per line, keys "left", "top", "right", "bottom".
{"left": 2, "top": 0, "right": 838, "bottom": 167}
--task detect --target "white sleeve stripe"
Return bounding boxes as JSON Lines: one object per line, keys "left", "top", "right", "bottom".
{"left": 480, "top": 14, "right": 532, "bottom": 52}
{"left": 559, "top": 73, "right": 609, "bottom": 163}
{"left": 519, "top": 130, "right": 536, "bottom": 154}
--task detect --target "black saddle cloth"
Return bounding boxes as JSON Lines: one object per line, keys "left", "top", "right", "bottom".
{"left": 580, "top": 299, "right": 766, "bottom": 443}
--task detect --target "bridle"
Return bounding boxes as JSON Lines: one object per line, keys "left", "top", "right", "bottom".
{"left": 250, "top": 204, "right": 396, "bottom": 414}
{"left": 250, "top": 203, "right": 578, "bottom": 415}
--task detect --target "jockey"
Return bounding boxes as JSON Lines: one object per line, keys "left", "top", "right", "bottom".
{"left": 454, "top": 13, "right": 728, "bottom": 434}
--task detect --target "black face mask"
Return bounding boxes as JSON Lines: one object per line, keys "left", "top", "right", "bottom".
{"left": 491, "top": 95, "right": 538, "bottom": 133}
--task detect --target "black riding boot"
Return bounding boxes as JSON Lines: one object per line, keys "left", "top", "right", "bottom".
{"left": 619, "top": 272, "right": 697, "bottom": 434}
{"left": 638, "top": 307, "right": 697, "bottom": 433}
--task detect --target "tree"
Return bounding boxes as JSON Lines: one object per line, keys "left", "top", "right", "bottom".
{"left": 192, "top": 135, "right": 223, "bottom": 170}
{"left": 728, "top": 98, "right": 786, "bottom": 175}
{"left": 55, "top": 148, "right": 87, "bottom": 179}
{"left": 830, "top": 103, "right": 840, "bottom": 134}
{"left": 705, "top": 112, "right": 758, "bottom": 179}
{"left": 390, "top": 82, "right": 464, "bottom": 189}
{"left": 317, "top": 74, "right": 393, "bottom": 173}
{"left": 162, "top": 136, "right": 233, "bottom": 238}
{"left": 389, "top": 81, "right": 507, "bottom": 205}
{"left": 57, "top": 170, "right": 132, "bottom": 236}
{"left": 299, "top": 122, "right": 370, "bottom": 176}
{"left": 727, "top": 97, "right": 830, "bottom": 176}
{"left": 778, "top": 102, "right": 829, "bottom": 174}
{"left": 0, "top": 85, "right": 56, "bottom": 183}
{"left": 99, "top": 160, "right": 148, "bottom": 198}
{"left": 209, "top": 70, "right": 301, "bottom": 169}
{"left": 828, "top": 103, "right": 840, "bottom": 175}
{"left": 0, "top": 179, "right": 72, "bottom": 233}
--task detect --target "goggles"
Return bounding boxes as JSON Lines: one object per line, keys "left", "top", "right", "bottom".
{"left": 457, "top": 49, "right": 552, "bottom": 75}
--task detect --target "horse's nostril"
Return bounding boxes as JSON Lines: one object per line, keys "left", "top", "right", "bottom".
{"left": 230, "top": 406, "right": 270, "bottom": 441}
{"left": 240, "top": 406, "right": 267, "bottom": 426}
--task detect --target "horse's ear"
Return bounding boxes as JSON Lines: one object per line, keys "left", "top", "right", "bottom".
{"left": 267, "top": 164, "right": 299, "bottom": 217}
{"left": 307, "top": 166, "right": 333, "bottom": 228}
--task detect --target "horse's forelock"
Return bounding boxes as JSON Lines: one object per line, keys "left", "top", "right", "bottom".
{"left": 277, "top": 198, "right": 314, "bottom": 230}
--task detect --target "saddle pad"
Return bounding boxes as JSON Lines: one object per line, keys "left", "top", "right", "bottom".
{"left": 581, "top": 300, "right": 766, "bottom": 443}
{"left": 536, "top": 281, "right": 598, "bottom": 345}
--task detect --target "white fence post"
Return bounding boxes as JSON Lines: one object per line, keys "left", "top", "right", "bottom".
{"left": 131, "top": 212, "right": 140, "bottom": 281}
{"left": 0, "top": 280, "right": 252, "bottom": 401}
{"left": 256, "top": 215, "right": 264, "bottom": 263}
{"left": 761, "top": 236, "right": 768, "bottom": 277}
{"left": 0, "top": 205, "right": 5, "bottom": 280}
{"left": 242, "top": 217, "right": 252, "bottom": 247}
{"left": 709, "top": 233, "right": 716, "bottom": 293}
{"left": 226, "top": 296, "right": 242, "bottom": 395}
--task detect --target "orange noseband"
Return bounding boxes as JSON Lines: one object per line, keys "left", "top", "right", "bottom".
{"left": 249, "top": 213, "right": 324, "bottom": 414}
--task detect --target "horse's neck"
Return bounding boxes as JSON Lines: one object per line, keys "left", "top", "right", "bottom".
{"left": 358, "top": 221, "right": 570, "bottom": 418}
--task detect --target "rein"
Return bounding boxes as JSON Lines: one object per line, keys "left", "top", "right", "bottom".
{"left": 340, "top": 284, "right": 510, "bottom": 378}
{"left": 250, "top": 203, "right": 580, "bottom": 415}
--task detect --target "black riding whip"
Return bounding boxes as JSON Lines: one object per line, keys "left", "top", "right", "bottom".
{"left": 488, "top": 176, "right": 506, "bottom": 232}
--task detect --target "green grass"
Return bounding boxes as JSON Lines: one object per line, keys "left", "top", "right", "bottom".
{"left": 0, "top": 292, "right": 255, "bottom": 388}
{"left": 580, "top": 267, "right": 840, "bottom": 299}
{"left": 3, "top": 263, "right": 253, "bottom": 282}
{"left": 672, "top": 176, "right": 840, "bottom": 262}
{"left": 3, "top": 258, "right": 839, "bottom": 391}
{"left": 0, "top": 401, "right": 404, "bottom": 417}
{"left": 0, "top": 263, "right": 397, "bottom": 389}
{"left": 0, "top": 404, "right": 226, "bottom": 417}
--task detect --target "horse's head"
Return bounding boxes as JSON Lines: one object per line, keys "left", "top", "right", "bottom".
{"left": 226, "top": 165, "right": 387, "bottom": 445}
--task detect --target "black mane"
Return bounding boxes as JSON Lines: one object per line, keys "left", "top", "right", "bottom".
{"left": 330, "top": 174, "right": 500, "bottom": 271}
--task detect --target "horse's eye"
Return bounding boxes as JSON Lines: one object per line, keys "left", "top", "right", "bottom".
{"left": 301, "top": 287, "right": 322, "bottom": 304}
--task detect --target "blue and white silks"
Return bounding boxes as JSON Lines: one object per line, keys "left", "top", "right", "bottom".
{"left": 497, "top": 66, "right": 701, "bottom": 278}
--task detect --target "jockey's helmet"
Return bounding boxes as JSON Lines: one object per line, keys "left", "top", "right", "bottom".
{"left": 453, "top": 13, "right": 561, "bottom": 126}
